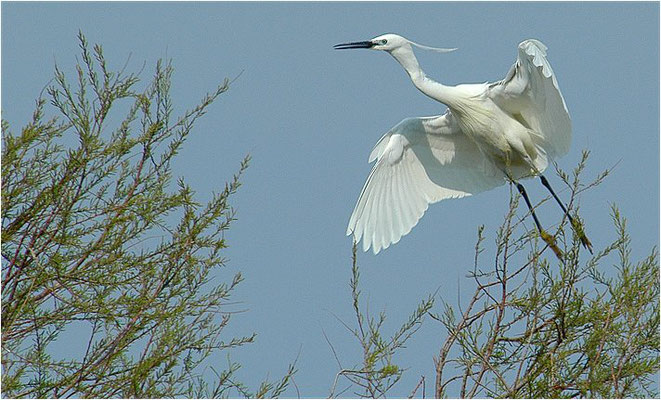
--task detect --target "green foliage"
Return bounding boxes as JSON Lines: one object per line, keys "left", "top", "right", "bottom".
{"left": 2, "top": 32, "right": 294, "bottom": 398}
{"left": 331, "top": 153, "right": 658, "bottom": 399}
{"left": 433, "top": 152, "right": 660, "bottom": 398}
{"left": 329, "top": 243, "right": 434, "bottom": 398}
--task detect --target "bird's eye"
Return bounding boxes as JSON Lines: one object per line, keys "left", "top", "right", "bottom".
{"left": 380, "top": 39, "right": 388, "bottom": 45}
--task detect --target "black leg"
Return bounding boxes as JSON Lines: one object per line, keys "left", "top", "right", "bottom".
{"left": 516, "top": 182, "right": 543, "bottom": 233}
{"left": 539, "top": 175, "right": 593, "bottom": 254}
{"left": 540, "top": 175, "right": 571, "bottom": 219}
{"left": 515, "top": 181, "right": 563, "bottom": 259}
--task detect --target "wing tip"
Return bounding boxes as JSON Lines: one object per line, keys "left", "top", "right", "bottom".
{"left": 519, "top": 38, "right": 547, "bottom": 53}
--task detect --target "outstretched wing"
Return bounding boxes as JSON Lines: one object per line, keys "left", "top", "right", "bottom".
{"left": 488, "top": 39, "right": 572, "bottom": 159}
{"left": 347, "top": 111, "right": 506, "bottom": 254}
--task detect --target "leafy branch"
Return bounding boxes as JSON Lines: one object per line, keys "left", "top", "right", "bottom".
{"left": 2, "top": 32, "right": 294, "bottom": 398}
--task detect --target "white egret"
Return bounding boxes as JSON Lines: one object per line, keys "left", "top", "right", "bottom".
{"left": 335, "top": 34, "right": 591, "bottom": 256}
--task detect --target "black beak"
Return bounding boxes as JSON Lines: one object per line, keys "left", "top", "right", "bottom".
{"left": 333, "top": 40, "right": 374, "bottom": 50}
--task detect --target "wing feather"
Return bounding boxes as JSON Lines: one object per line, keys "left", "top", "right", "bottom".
{"left": 489, "top": 39, "right": 572, "bottom": 159}
{"left": 347, "top": 112, "right": 506, "bottom": 254}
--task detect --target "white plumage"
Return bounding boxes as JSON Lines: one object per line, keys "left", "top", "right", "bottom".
{"left": 336, "top": 34, "right": 572, "bottom": 254}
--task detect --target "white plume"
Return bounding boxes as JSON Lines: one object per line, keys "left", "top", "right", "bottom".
{"left": 408, "top": 40, "right": 457, "bottom": 53}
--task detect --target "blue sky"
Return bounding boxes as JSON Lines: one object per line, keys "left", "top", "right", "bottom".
{"left": 2, "top": 2, "right": 659, "bottom": 397}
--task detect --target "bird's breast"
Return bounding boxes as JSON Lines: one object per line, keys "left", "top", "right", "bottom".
{"left": 451, "top": 100, "right": 511, "bottom": 157}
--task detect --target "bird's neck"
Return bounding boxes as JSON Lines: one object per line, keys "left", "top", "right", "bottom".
{"left": 389, "top": 45, "right": 460, "bottom": 108}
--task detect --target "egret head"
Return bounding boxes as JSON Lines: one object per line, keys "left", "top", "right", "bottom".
{"left": 334, "top": 33, "right": 456, "bottom": 54}
{"left": 368, "top": 34, "right": 409, "bottom": 51}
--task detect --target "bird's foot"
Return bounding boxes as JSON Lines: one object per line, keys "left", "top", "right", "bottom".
{"left": 540, "top": 230, "right": 563, "bottom": 260}
{"left": 570, "top": 215, "right": 593, "bottom": 254}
